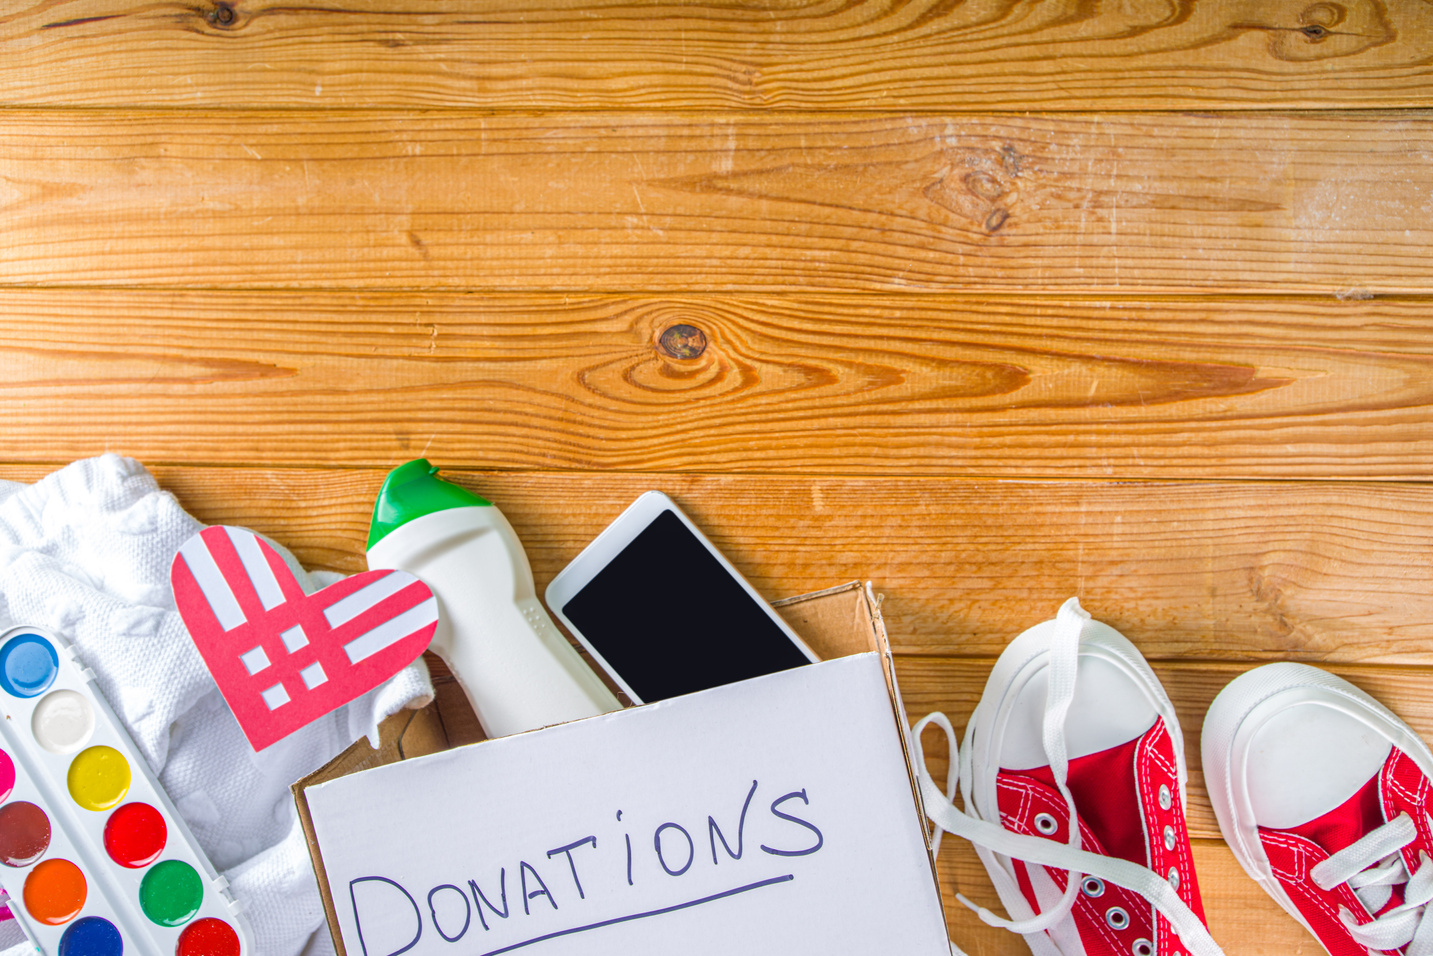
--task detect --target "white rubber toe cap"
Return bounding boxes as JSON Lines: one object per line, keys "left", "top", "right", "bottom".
{"left": 1000, "top": 634, "right": 1160, "bottom": 772}
{"left": 967, "top": 608, "right": 1184, "bottom": 822}
{"left": 1202, "top": 663, "right": 1433, "bottom": 891}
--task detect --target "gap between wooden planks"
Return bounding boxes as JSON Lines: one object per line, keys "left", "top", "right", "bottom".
{"left": 1, "top": 111, "right": 1430, "bottom": 293}
{"left": 0, "top": 464, "right": 1420, "bottom": 666}
{"left": 0, "top": 0, "right": 1428, "bottom": 111}
{"left": 0, "top": 290, "right": 1428, "bottom": 479}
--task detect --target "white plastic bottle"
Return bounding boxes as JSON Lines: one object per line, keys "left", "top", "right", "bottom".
{"left": 365, "top": 460, "right": 620, "bottom": 738}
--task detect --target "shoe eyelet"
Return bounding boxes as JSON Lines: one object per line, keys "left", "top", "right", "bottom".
{"left": 1081, "top": 876, "right": 1105, "bottom": 898}
{"left": 1163, "top": 824, "right": 1176, "bottom": 851}
{"left": 1132, "top": 940, "right": 1153, "bottom": 956}
{"left": 1158, "top": 784, "right": 1172, "bottom": 811}
{"left": 1105, "top": 906, "right": 1129, "bottom": 931}
{"left": 1034, "top": 813, "right": 1059, "bottom": 836}
{"left": 1168, "top": 866, "right": 1181, "bottom": 891}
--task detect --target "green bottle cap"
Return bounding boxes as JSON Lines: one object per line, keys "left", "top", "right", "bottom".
{"left": 367, "top": 459, "right": 491, "bottom": 550}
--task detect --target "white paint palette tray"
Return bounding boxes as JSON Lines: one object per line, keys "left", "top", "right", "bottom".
{"left": 0, "top": 626, "right": 251, "bottom": 956}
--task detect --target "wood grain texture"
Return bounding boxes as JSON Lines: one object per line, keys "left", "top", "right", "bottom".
{"left": 5, "top": 464, "right": 1423, "bottom": 665}
{"left": 5, "top": 0, "right": 1423, "bottom": 951}
{"left": 2, "top": 111, "right": 1431, "bottom": 293}
{"left": 1, "top": 0, "right": 1430, "bottom": 112}
{"left": 0, "top": 290, "right": 1429, "bottom": 478}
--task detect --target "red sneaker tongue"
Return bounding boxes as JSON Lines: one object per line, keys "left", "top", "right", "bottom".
{"left": 1274, "top": 770, "right": 1385, "bottom": 857}
{"left": 1018, "top": 733, "right": 1148, "bottom": 866}
{"left": 1270, "top": 771, "right": 1408, "bottom": 919}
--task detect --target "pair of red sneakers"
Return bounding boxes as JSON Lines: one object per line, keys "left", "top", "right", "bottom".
{"left": 916, "top": 598, "right": 1433, "bottom": 956}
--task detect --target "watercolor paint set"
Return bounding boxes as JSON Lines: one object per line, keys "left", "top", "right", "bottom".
{"left": 0, "top": 626, "right": 250, "bottom": 956}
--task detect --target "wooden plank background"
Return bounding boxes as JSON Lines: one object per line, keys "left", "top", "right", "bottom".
{"left": 2, "top": 112, "right": 1431, "bottom": 293}
{"left": 4, "top": 0, "right": 1432, "bottom": 953}
{"left": 1, "top": 0, "right": 1430, "bottom": 111}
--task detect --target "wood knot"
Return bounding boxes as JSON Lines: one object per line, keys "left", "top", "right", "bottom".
{"left": 208, "top": 2, "right": 238, "bottom": 28}
{"left": 658, "top": 324, "right": 707, "bottom": 359}
{"left": 999, "top": 145, "right": 1023, "bottom": 177}
{"left": 1299, "top": 3, "right": 1343, "bottom": 40}
{"left": 1301, "top": 2, "right": 1346, "bottom": 27}
{"left": 964, "top": 171, "right": 1005, "bottom": 202}
{"left": 925, "top": 153, "right": 1018, "bottom": 234}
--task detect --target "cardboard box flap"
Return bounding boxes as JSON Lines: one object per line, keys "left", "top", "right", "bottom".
{"left": 297, "top": 581, "right": 881, "bottom": 796}
{"left": 771, "top": 580, "right": 882, "bottom": 660}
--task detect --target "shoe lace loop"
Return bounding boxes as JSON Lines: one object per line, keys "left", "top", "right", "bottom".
{"left": 912, "top": 598, "right": 1225, "bottom": 956}
{"left": 1310, "top": 813, "right": 1433, "bottom": 956}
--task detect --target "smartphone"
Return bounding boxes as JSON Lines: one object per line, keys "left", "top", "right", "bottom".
{"left": 545, "top": 491, "right": 818, "bottom": 704}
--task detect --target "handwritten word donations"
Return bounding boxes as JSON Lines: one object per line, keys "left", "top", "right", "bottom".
{"left": 348, "top": 780, "right": 824, "bottom": 956}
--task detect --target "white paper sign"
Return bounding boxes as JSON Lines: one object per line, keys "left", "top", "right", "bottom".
{"left": 305, "top": 653, "right": 950, "bottom": 956}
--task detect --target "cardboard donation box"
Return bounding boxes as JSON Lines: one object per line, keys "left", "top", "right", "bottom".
{"left": 294, "top": 583, "right": 950, "bottom": 956}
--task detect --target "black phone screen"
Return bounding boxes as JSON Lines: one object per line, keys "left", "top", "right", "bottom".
{"left": 559, "top": 509, "right": 812, "bottom": 703}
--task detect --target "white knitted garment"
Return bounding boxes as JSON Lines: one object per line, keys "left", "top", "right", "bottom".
{"left": 0, "top": 455, "right": 432, "bottom": 956}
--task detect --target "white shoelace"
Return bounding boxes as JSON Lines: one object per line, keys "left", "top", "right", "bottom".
{"left": 913, "top": 598, "right": 1225, "bottom": 956}
{"left": 1309, "top": 812, "right": 1433, "bottom": 955}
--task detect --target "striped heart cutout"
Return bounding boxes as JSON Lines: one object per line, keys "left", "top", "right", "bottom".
{"left": 171, "top": 526, "right": 437, "bottom": 751}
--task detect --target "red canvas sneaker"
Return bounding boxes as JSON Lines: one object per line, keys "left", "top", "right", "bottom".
{"left": 915, "top": 598, "right": 1224, "bottom": 956}
{"left": 1203, "top": 663, "right": 1433, "bottom": 956}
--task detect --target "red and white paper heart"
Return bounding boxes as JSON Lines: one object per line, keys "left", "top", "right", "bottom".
{"left": 170, "top": 526, "right": 437, "bottom": 751}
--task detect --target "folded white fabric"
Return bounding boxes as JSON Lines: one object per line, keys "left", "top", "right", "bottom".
{"left": 0, "top": 455, "right": 433, "bottom": 956}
